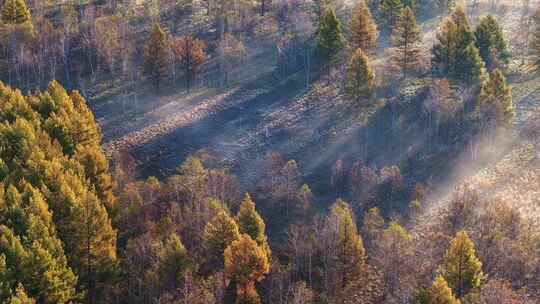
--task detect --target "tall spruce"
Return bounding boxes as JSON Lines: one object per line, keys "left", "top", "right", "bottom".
{"left": 202, "top": 210, "right": 240, "bottom": 272}
{"left": 236, "top": 193, "right": 269, "bottom": 255}
{"left": 349, "top": 1, "right": 378, "bottom": 51}
{"left": 392, "top": 6, "right": 422, "bottom": 80}
{"left": 144, "top": 23, "right": 170, "bottom": 90}
{"left": 379, "top": 0, "right": 404, "bottom": 32}
{"left": 329, "top": 199, "right": 367, "bottom": 289}
{"left": 346, "top": 48, "right": 375, "bottom": 102}
{"left": 432, "top": 7, "right": 485, "bottom": 86}
{"left": 317, "top": 7, "right": 345, "bottom": 67}
{"left": 479, "top": 69, "right": 515, "bottom": 129}
{"left": 440, "top": 231, "right": 484, "bottom": 298}
{"left": 474, "top": 15, "right": 510, "bottom": 71}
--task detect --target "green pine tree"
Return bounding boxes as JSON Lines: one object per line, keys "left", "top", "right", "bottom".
{"left": 479, "top": 69, "right": 515, "bottom": 129}
{"left": 329, "top": 199, "right": 367, "bottom": 289}
{"left": 440, "top": 231, "right": 484, "bottom": 298}
{"left": 236, "top": 193, "right": 269, "bottom": 255}
{"left": 202, "top": 210, "right": 240, "bottom": 271}
{"left": 155, "top": 233, "right": 190, "bottom": 291}
{"left": 144, "top": 23, "right": 170, "bottom": 90}
{"left": 392, "top": 6, "right": 422, "bottom": 80}
{"left": 379, "top": 0, "right": 404, "bottom": 32}
{"left": 345, "top": 48, "right": 375, "bottom": 102}
{"left": 474, "top": 15, "right": 510, "bottom": 71}
{"left": 317, "top": 7, "right": 345, "bottom": 66}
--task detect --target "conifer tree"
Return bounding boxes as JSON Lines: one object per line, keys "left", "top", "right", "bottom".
{"left": 329, "top": 199, "right": 367, "bottom": 289}
{"left": 349, "top": 1, "right": 378, "bottom": 51}
{"left": 432, "top": 8, "right": 485, "bottom": 86}
{"left": 428, "top": 276, "right": 461, "bottom": 304}
{"left": 317, "top": 7, "right": 345, "bottom": 68}
{"left": 1, "top": 0, "right": 31, "bottom": 25}
{"left": 155, "top": 233, "right": 190, "bottom": 291}
{"left": 440, "top": 231, "right": 484, "bottom": 298}
{"left": 474, "top": 15, "right": 510, "bottom": 71}
{"left": 202, "top": 210, "right": 240, "bottom": 271}
{"left": 224, "top": 234, "right": 270, "bottom": 304}
{"left": 479, "top": 69, "right": 515, "bottom": 129}
{"left": 392, "top": 6, "right": 422, "bottom": 80}
{"left": 236, "top": 193, "right": 268, "bottom": 252}
{"left": 144, "top": 23, "right": 170, "bottom": 90}
{"left": 8, "top": 284, "right": 35, "bottom": 304}
{"left": 346, "top": 48, "right": 375, "bottom": 102}
{"left": 379, "top": 0, "right": 404, "bottom": 32}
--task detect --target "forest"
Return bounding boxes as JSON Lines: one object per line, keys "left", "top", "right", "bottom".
{"left": 0, "top": 0, "right": 539, "bottom": 303}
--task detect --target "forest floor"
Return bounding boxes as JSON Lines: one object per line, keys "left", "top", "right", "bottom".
{"left": 93, "top": 1, "right": 540, "bottom": 205}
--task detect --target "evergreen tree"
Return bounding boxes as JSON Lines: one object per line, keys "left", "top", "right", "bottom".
{"left": 474, "top": 15, "right": 510, "bottom": 71}
{"left": 317, "top": 7, "right": 345, "bottom": 67}
{"left": 346, "top": 48, "right": 375, "bottom": 102}
{"left": 202, "top": 210, "right": 240, "bottom": 271}
{"left": 8, "top": 284, "right": 35, "bottom": 304}
{"left": 1, "top": 0, "right": 31, "bottom": 25}
{"left": 392, "top": 6, "right": 422, "bottom": 79}
{"left": 479, "top": 69, "right": 515, "bottom": 129}
{"left": 144, "top": 23, "right": 170, "bottom": 90}
{"left": 329, "top": 199, "right": 367, "bottom": 289}
{"left": 236, "top": 193, "right": 268, "bottom": 252}
{"left": 432, "top": 8, "right": 485, "bottom": 86}
{"left": 379, "top": 0, "right": 404, "bottom": 32}
{"left": 155, "top": 233, "right": 190, "bottom": 291}
{"left": 428, "top": 276, "right": 461, "bottom": 304}
{"left": 432, "top": 17, "right": 458, "bottom": 78}
{"left": 224, "top": 234, "right": 270, "bottom": 304}
{"left": 349, "top": 1, "right": 378, "bottom": 51}
{"left": 440, "top": 231, "right": 484, "bottom": 298}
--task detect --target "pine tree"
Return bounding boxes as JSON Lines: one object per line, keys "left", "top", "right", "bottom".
{"left": 236, "top": 193, "right": 268, "bottom": 252}
{"left": 428, "top": 276, "right": 461, "bottom": 304}
{"left": 155, "top": 233, "right": 190, "bottom": 291}
{"left": 224, "top": 234, "right": 270, "bottom": 304}
{"left": 346, "top": 48, "right": 375, "bottom": 102}
{"left": 144, "top": 23, "right": 170, "bottom": 90}
{"left": 432, "top": 18, "right": 458, "bottom": 77}
{"left": 432, "top": 8, "right": 485, "bottom": 86}
{"left": 1, "top": 0, "right": 31, "bottom": 25}
{"left": 459, "top": 44, "right": 485, "bottom": 86}
{"left": 440, "top": 231, "right": 484, "bottom": 298}
{"left": 8, "top": 284, "right": 35, "bottom": 304}
{"left": 379, "top": 0, "right": 404, "bottom": 32}
{"left": 329, "top": 199, "right": 367, "bottom": 289}
{"left": 317, "top": 7, "right": 345, "bottom": 67}
{"left": 479, "top": 69, "right": 514, "bottom": 129}
{"left": 202, "top": 210, "right": 240, "bottom": 271}
{"left": 392, "top": 6, "right": 422, "bottom": 80}
{"left": 474, "top": 15, "right": 510, "bottom": 71}
{"left": 349, "top": 1, "right": 378, "bottom": 51}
